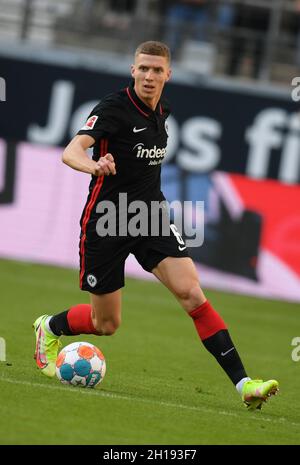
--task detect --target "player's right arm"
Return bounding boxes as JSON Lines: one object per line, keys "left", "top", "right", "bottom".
{"left": 62, "top": 134, "right": 116, "bottom": 176}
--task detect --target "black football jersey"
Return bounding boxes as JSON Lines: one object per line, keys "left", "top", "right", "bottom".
{"left": 77, "top": 80, "right": 170, "bottom": 206}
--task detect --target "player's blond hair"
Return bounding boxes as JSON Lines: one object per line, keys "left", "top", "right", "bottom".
{"left": 135, "top": 41, "right": 171, "bottom": 63}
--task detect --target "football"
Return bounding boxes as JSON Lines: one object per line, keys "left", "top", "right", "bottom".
{"left": 55, "top": 341, "right": 106, "bottom": 388}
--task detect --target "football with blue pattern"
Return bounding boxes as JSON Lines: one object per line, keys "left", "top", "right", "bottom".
{"left": 56, "top": 341, "right": 106, "bottom": 388}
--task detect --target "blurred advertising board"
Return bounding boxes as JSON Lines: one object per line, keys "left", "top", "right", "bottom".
{"left": 0, "top": 56, "right": 299, "bottom": 301}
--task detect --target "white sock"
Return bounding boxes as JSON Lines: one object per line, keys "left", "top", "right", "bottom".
{"left": 236, "top": 377, "right": 251, "bottom": 394}
{"left": 44, "top": 316, "right": 56, "bottom": 336}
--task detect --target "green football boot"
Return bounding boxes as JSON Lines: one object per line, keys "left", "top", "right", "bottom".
{"left": 33, "top": 315, "right": 61, "bottom": 378}
{"left": 242, "top": 379, "right": 279, "bottom": 410}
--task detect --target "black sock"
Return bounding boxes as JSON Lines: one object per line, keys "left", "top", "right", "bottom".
{"left": 202, "top": 329, "right": 247, "bottom": 385}
{"left": 49, "top": 310, "right": 73, "bottom": 336}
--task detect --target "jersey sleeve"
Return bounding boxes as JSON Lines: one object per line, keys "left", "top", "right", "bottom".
{"left": 77, "top": 96, "right": 122, "bottom": 144}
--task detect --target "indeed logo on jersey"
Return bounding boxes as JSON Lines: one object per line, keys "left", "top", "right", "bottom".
{"left": 133, "top": 143, "right": 167, "bottom": 165}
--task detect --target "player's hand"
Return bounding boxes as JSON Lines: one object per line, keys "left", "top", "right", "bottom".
{"left": 94, "top": 153, "right": 116, "bottom": 176}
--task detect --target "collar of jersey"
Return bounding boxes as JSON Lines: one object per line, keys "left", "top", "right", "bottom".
{"left": 126, "top": 81, "right": 163, "bottom": 118}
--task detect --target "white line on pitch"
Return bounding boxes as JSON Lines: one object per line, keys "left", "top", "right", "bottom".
{"left": 0, "top": 376, "right": 297, "bottom": 429}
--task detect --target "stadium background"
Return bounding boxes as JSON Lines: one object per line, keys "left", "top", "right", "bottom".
{"left": 0, "top": 0, "right": 299, "bottom": 446}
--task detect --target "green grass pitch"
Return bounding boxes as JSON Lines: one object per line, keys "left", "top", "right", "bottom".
{"left": 0, "top": 258, "right": 299, "bottom": 445}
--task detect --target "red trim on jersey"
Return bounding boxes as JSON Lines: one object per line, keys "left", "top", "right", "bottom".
{"left": 79, "top": 139, "right": 107, "bottom": 288}
{"left": 159, "top": 103, "right": 163, "bottom": 115}
{"left": 126, "top": 87, "right": 149, "bottom": 117}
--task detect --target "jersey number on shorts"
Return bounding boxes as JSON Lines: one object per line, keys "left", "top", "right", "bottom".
{"left": 170, "top": 224, "right": 185, "bottom": 247}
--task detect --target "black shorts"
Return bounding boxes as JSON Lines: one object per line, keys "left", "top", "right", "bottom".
{"left": 79, "top": 228, "right": 189, "bottom": 294}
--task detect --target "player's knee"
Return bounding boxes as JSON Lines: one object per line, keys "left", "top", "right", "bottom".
{"left": 102, "top": 322, "right": 119, "bottom": 336}
{"left": 96, "top": 317, "right": 121, "bottom": 336}
{"left": 188, "top": 284, "right": 205, "bottom": 308}
{"left": 176, "top": 282, "right": 204, "bottom": 310}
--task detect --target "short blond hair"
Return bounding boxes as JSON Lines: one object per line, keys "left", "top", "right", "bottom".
{"left": 135, "top": 41, "right": 171, "bottom": 63}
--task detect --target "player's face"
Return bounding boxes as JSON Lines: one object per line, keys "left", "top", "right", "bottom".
{"left": 131, "top": 54, "right": 171, "bottom": 108}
